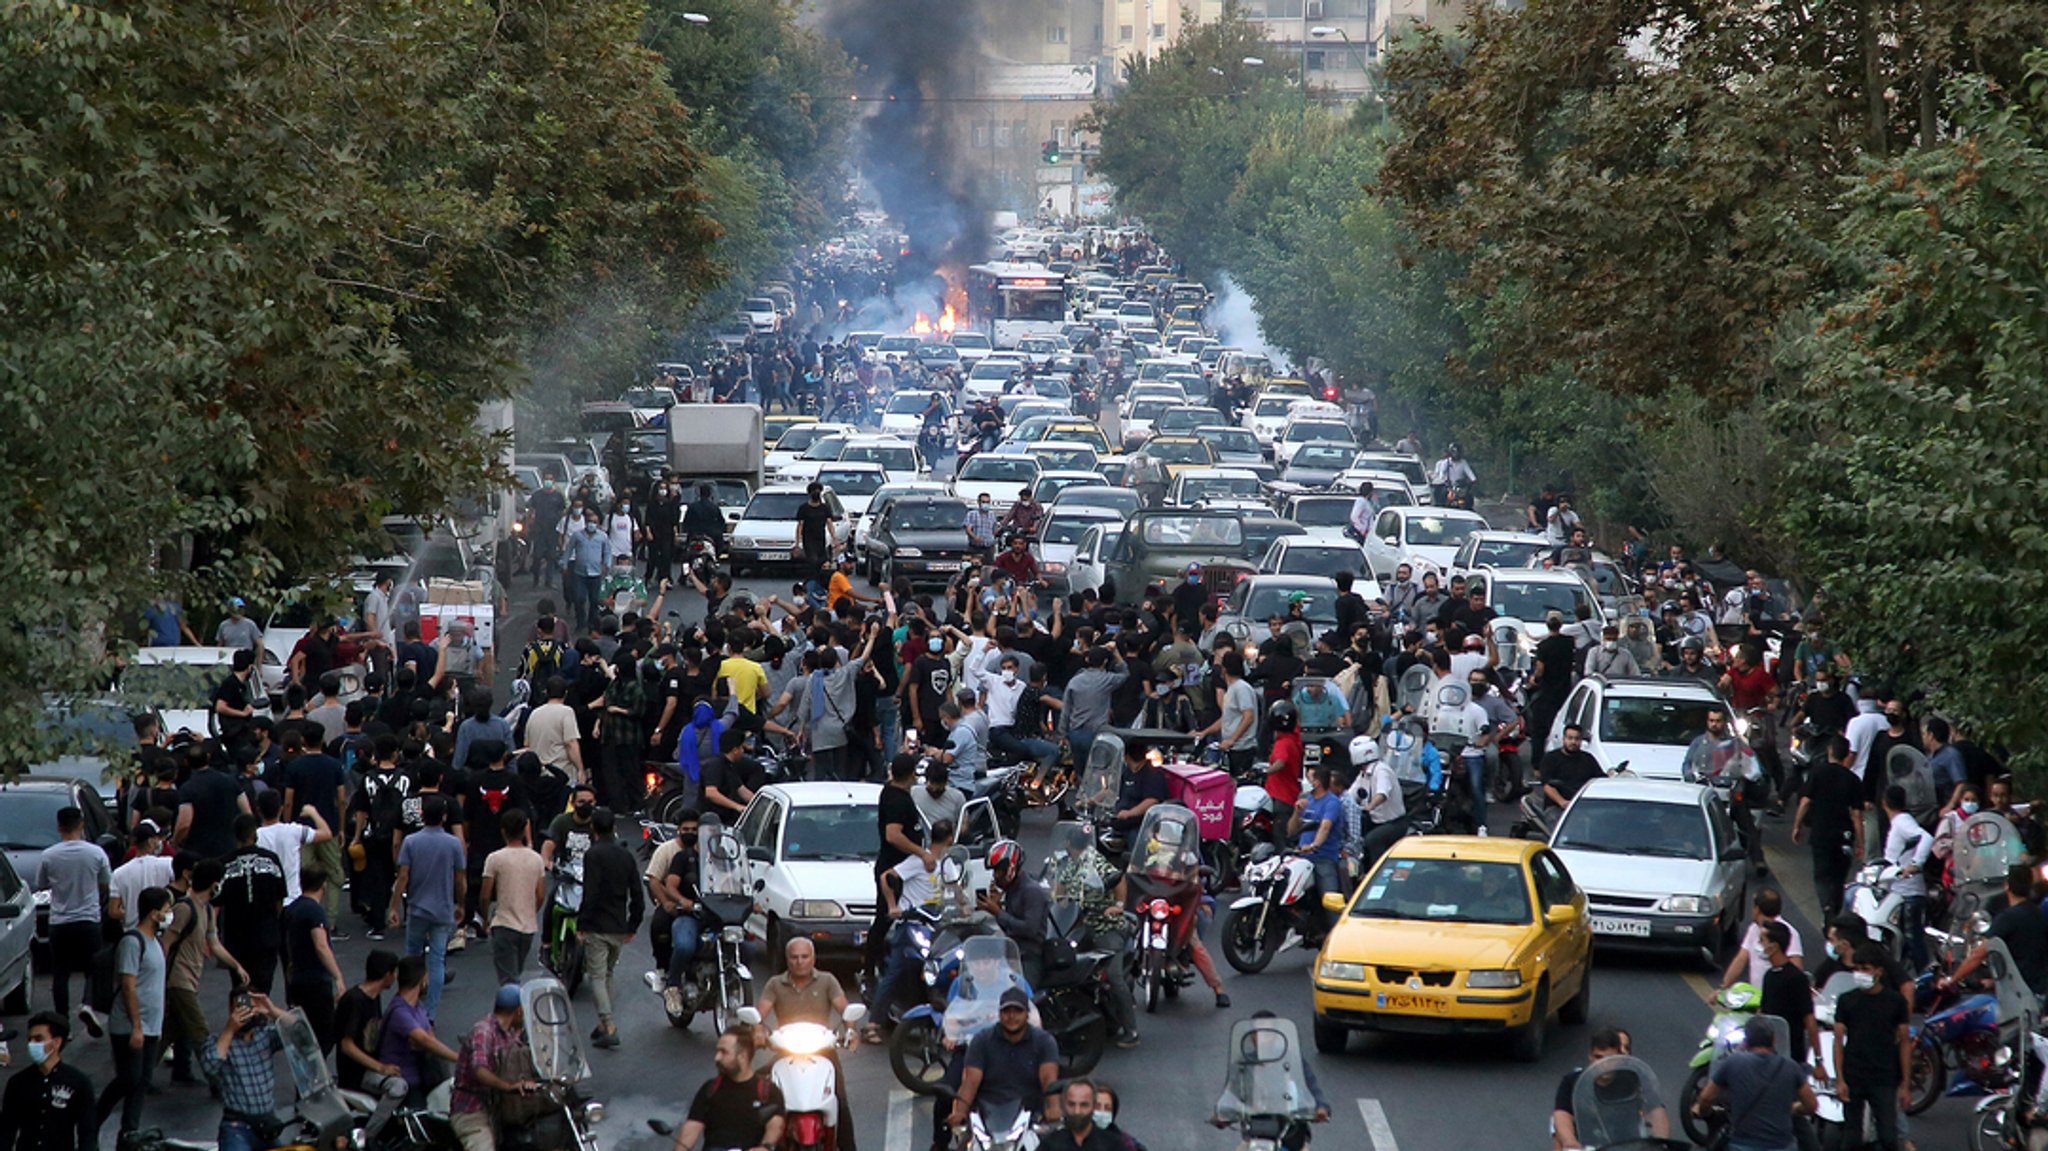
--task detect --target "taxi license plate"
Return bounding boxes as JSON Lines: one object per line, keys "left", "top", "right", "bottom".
{"left": 1375, "top": 993, "right": 1447, "bottom": 1013}
{"left": 757, "top": 551, "right": 791, "bottom": 562}
{"left": 928, "top": 561, "right": 962, "bottom": 572}
{"left": 1590, "top": 916, "right": 1653, "bottom": 938}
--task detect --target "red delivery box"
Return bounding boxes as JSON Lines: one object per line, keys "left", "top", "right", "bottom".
{"left": 1162, "top": 761, "right": 1233, "bottom": 840}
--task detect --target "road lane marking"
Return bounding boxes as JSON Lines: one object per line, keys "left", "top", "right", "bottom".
{"left": 1683, "top": 972, "right": 1718, "bottom": 1004}
{"left": 1358, "top": 1098, "right": 1398, "bottom": 1151}
{"left": 887, "top": 1088, "right": 916, "bottom": 1151}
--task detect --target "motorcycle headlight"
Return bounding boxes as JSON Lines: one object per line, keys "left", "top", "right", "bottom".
{"left": 721, "top": 925, "right": 746, "bottom": 943}
{"left": 788, "top": 900, "right": 845, "bottom": 919}
{"left": 1317, "top": 960, "right": 1366, "bottom": 983}
{"left": 1465, "top": 969, "right": 1524, "bottom": 989}
{"left": 583, "top": 1102, "right": 606, "bottom": 1125}
{"left": 1731, "top": 714, "right": 1751, "bottom": 739}
{"left": 1660, "top": 895, "right": 1711, "bottom": 915}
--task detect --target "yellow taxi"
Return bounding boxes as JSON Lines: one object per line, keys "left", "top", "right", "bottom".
{"left": 1130, "top": 434, "right": 1215, "bottom": 479}
{"left": 1259, "top": 378, "right": 1316, "bottom": 402}
{"left": 1042, "top": 421, "right": 1117, "bottom": 457}
{"left": 762, "top": 413, "right": 817, "bottom": 455}
{"left": 1310, "top": 836, "right": 1592, "bottom": 1062}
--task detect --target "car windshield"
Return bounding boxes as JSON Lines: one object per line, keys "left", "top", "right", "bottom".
{"left": 1491, "top": 578, "right": 1594, "bottom": 622}
{"left": 798, "top": 438, "right": 848, "bottom": 462}
{"left": 1042, "top": 514, "right": 1114, "bottom": 545}
{"left": 1198, "top": 429, "right": 1259, "bottom": 454}
{"left": 1291, "top": 445, "right": 1357, "bottom": 470}
{"left": 621, "top": 389, "right": 671, "bottom": 409}
{"left": 969, "top": 363, "right": 1014, "bottom": 381}
{"left": 1035, "top": 476, "right": 1098, "bottom": 501}
{"left": 777, "top": 426, "right": 833, "bottom": 453}
{"left": 919, "top": 345, "right": 957, "bottom": 359}
{"left": 1403, "top": 516, "right": 1482, "bottom": 547}
{"left": 1242, "top": 520, "right": 1303, "bottom": 556}
{"left": 782, "top": 805, "right": 875, "bottom": 862}
{"left": 1349, "top": 858, "right": 1532, "bottom": 925}
{"left": 120, "top": 662, "right": 228, "bottom": 704}
{"left": 841, "top": 446, "right": 916, "bottom": 472}
{"left": 1155, "top": 409, "right": 1210, "bottom": 433}
{"left": 1253, "top": 397, "right": 1295, "bottom": 417}
{"left": 887, "top": 393, "right": 942, "bottom": 415}
{"left": 879, "top": 336, "right": 919, "bottom": 352}
{"left": 1032, "top": 448, "right": 1096, "bottom": 470}
{"left": 1180, "top": 476, "right": 1260, "bottom": 502}
{"left": 1274, "top": 547, "right": 1361, "bottom": 578}
{"left": 706, "top": 480, "right": 751, "bottom": 508}
{"left": 958, "top": 454, "right": 1038, "bottom": 482}
{"left": 817, "top": 470, "right": 886, "bottom": 496}
{"left": 1289, "top": 499, "right": 1352, "bottom": 527}
{"left": 743, "top": 492, "right": 812, "bottom": 520}
{"left": 1140, "top": 515, "right": 1243, "bottom": 548}
{"left": 1555, "top": 798, "right": 1712, "bottom": 860}
{"left": 894, "top": 502, "right": 968, "bottom": 531}
{"left": 1600, "top": 696, "right": 1724, "bottom": 746}
{"left": 1060, "top": 488, "right": 1140, "bottom": 516}
{"left": 1473, "top": 538, "right": 1550, "bottom": 567}
{"left": 1047, "top": 427, "right": 1108, "bottom": 451}
{"left": 0, "top": 792, "right": 73, "bottom": 851}
{"left": 1237, "top": 583, "right": 1336, "bottom": 623}
{"left": 1284, "top": 422, "right": 1352, "bottom": 444}
{"left": 1145, "top": 440, "right": 1210, "bottom": 464}
{"left": 1129, "top": 399, "right": 1171, "bottom": 421}
{"left": 952, "top": 334, "right": 991, "bottom": 350}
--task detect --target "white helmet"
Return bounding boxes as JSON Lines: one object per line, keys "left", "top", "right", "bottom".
{"left": 1349, "top": 734, "right": 1381, "bottom": 768}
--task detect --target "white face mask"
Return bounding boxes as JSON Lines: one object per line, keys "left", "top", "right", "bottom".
{"left": 158, "top": 910, "right": 175, "bottom": 930}
{"left": 1000, "top": 669, "right": 1017, "bottom": 685}
{"left": 1852, "top": 971, "right": 1877, "bottom": 989}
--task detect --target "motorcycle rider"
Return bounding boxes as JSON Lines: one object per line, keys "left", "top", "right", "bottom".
{"left": 681, "top": 483, "right": 727, "bottom": 558}
{"left": 1521, "top": 725, "right": 1603, "bottom": 835}
{"left": 1353, "top": 736, "right": 1410, "bottom": 872}
{"left": 649, "top": 811, "right": 702, "bottom": 1018}
{"left": 947, "top": 988, "right": 1060, "bottom": 1138}
{"left": 1208, "top": 1010, "right": 1331, "bottom": 1151}
{"left": 667, "top": 1025, "right": 784, "bottom": 1151}
{"left": 1286, "top": 767, "right": 1344, "bottom": 939}
{"left": 1428, "top": 442, "right": 1476, "bottom": 505}
{"left": 1044, "top": 1080, "right": 1122, "bottom": 1151}
{"left": 755, "top": 937, "right": 857, "bottom": 1151}
{"left": 1690, "top": 1017, "right": 1816, "bottom": 1151}
{"left": 1684, "top": 710, "right": 1763, "bottom": 874}
{"left": 1045, "top": 825, "right": 1139, "bottom": 1049}
{"left": 999, "top": 488, "right": 1045, "bottom": 542}
{"left": 448, "top": 984, "right": 538, "bottom": 1151}
{"left": 977, "top": 841, "right": 1050, "bottom": 984}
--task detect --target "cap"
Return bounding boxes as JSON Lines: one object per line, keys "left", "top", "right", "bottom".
{"left": 495, "top": 984, "right": 523, "bottom": 1012}
{"left": 998, "top": 987, "right": 1030, "bottom": 1010}
{"left": 135, "top": 818, "right": 164, "bottom": 840}
{"left": 229, "top": 596, "right": 246, "bottom": 608}
{"left": 1287, "top": 591, "right": 1310, "bottom": 606}
{"left": 1463, "top": 635, "right": 1485, "bottom": 650}
{"left": 1185, "top": 562, "right": 1201, "bottom": 574}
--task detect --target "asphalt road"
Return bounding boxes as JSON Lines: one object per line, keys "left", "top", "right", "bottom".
{"left": 75, "top": 568, "right": 1974, "bottom": 1151}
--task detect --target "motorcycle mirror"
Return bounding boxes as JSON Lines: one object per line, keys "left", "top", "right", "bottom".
{"left": 1321, "top": 892, "right": 1347, "bottom": 913}
{"left": 737, "top": 1006, "right": 762, "bottom": 1026}
{"left": 842, "top": 1003, "right": 869, "bottom": 1027}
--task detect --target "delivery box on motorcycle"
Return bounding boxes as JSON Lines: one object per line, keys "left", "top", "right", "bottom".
{"left": 1162, "top": 762, "right": 1233, "bottom": 841}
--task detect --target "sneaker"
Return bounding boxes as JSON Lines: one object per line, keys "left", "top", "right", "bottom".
{"left": 366, "top": 928, "right": 387, "bottom": 942}
{"left": 77, "top": 1007, "right": 105, "bottom": 1039}
{"left": 592, "top": 1030, "right": 621, "bottom": 1050}
{"left": 1213, "top": 992, "right": 1231, "bottom": 1009}
{"left": 447, "top": 932, "right": 467, "bottom": 954}
{"left": 643, "top": 971, "right": 664, "bottom": 994}
{"left": 1115, "top": 1029, "right": 1141, "bottom": 1049}
{"left": 663, "top": 987, "right": 684, "bottom": 1016}
{"left": 329, "top": 928, "right": 352, "bottom": 942}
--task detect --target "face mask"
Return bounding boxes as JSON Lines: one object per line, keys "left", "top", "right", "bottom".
{"left": 158, "top": 910, "right": 175, "bottom": 930}
{"left": 1961, "top": 801, "right": 1980, "bottom": 816}
{"left": 1000, "top": 669, "right": 1017, "bottom": 684}
{"left": 928, "top": 638, "right": 943, "bottom": 653}
{"left": 1824, "top": 941, "right": 1838, "bottom": 960}
{"left": 680, "top": 833, "right": 699, "bottom": 849}
{"left": 1852, "top": 971, "right": 1877, "bottom": 989}
{"left": 1817, "top": 680, "right": 1833, "bottom": 693}
{"left": 1186, "top": 573, "right": 1200, "bottom": 584}
{"left": 979, "top": 501, "right": 990, "bottom": 510}
{"left": 1601, "top": 641, "right": 1617, "bottom": 652}
{"left": 1093, "top": 1111, "right": 1113, "bottom": 1131}
{"left": 1064, "top": 1113, "right": 1093, "bottom": 1134}
{"left": 574, "top": 803, "right": 594, "bottom": 819}
{"left": 27, "top": 1041, "right": 47, "bottom": 1065}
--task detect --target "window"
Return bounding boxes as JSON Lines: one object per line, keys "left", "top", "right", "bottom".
{"left": 1051, "top": 121, "right": 1066, "bottom": 145}
{"left": 1151, "top": 22, "right": 1165, "bottom": 38}
{"left": 1532, "top": 852, "right": 1577, "bottom": 908}
{"left": 1013, "top": 120, "right": 1028, "bottom": 146}
{"left": 1305, "top": 50, "right": 1326, "bottom": 71}
{"left": 995, "top": 123, "right": 1012, "bottom": 147}
{"left": 1118, "top": 24, "right": 1133, "bottom": 42}
{"left": 1047, "top": 24, "right": 1067, "bottom": 43}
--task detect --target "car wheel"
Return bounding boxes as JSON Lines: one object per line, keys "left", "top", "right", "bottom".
{"left": 1510, "top": 983, "right": 1549, "bottom": 1063}
{"left": 1, "top": 952, "right": 29, "bottom": 1015}
{"left": 1311, "top": 1013, "right": 1348, "bottom": 1055}
{"left": 766, "top": 918, "right": 787, "bottom": 976}
{"left": 1559, "top": 966, "right": 1591, "bottom": 1026}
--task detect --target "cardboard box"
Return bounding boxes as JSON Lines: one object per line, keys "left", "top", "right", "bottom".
{"left": 417, "top": 602, "right": 496, "bottom": 650}
{"left": 424, "top": 578, "right": 491, "bottom": 605}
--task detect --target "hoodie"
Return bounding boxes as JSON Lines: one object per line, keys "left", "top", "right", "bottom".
{"left": 676, "top": 701, "right": 723, "bottom": 784}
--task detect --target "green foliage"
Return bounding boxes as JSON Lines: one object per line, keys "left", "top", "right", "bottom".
{"left": 1778, "top": 67, "right": 2048, "bottom": 775}
{"left": 0, "top": 0, "right": 721, "bottom": 766}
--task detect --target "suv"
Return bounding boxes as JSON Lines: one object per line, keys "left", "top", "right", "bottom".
{"left": 1545, "top": 676, "right": 1741, "bottom": 782}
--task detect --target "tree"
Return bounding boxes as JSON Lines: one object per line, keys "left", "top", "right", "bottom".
{"left": 0, "top": 0, "right": 721, "bottom": 764}
{"left": 1779, "top": 65, "right": 2048, "bottom": 775}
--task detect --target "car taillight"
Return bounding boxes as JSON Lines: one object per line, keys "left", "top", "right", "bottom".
{"left": 644, "top": 771, "right": 660, "bottom": 796}
{"left": 1323, "top": 385, "right": 1339, "bottom": 400}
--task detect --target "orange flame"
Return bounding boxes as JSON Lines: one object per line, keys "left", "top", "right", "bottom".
{"left": 938, "top": 305, "right": 958, "bottom": 335}
{"left": 911, "top": 312, "right": 933, "bottom": 335}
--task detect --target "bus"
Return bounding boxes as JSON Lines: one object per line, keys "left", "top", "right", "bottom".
{"left": 966, "top": 262, "right": 1067, "bottom": 348}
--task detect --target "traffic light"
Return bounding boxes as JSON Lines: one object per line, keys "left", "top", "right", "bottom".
{"left": 1043, "top": 139, "right": 1062, "bottom": 164}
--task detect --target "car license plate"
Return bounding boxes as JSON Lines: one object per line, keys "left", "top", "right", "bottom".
{"left": 928, "top": 561, "right": 962, "bottom": 572}
{"left": 1590, "top": 915, "right": 1653, "bottom": 938}
{"left": 1375, "top": 993, "right": 1447, "bottom": 1013}
{"left": 758, "top": 551, "right": 790, "bottom": 562}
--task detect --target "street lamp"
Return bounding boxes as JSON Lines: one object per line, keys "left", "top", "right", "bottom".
{"left": 681, "top": 11, "right": 710, "bottom": 23}
{"left": 1308, "top": 25, "right": 1374, "bottom": 107}
{"left": 1241, "top": 56, "right": 1265, "bottom": 66}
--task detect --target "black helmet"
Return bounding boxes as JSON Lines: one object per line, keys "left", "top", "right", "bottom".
{"left": 1446, "top": 441, "right": 1463, "bottom": 456}
{"left": 1267, "top": 700, "right": 1298, "bottom": 732}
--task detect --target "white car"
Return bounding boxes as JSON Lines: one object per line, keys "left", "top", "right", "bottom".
{"left": 1272, "top": 417, "right": 1357, "bottom": 468}
{"left": 838, "top": 435, "right": 925, "bottom": 484}
{"left": 1119, "top": 382, "right": 1189, "bottom": 415}
{"left": 1258, "top": 537, "right": 1380, "bottom": 586}
{"left": 1030, "top": 469, "right": 1107, "bottom": 505}
{"left": 1481, "top": 566, "right": 1607, "bottom": 631}
{"left": 124, "top": 646, "right": 268, "bottom": 739}
{"left": 961, "top": 360, "right": 1021, "bottom": 404}
{"left": 1064, "top": 522, "right": 1125, "bottom": 598}
{"left": 740, "top": 296, "right": 780, "bottom": 334}
{"left": 1276, "top": 494, "right": 1363, "bottom": 548}
{"left": 1548, "top": 776, "right": 1750, "bottom": 962}
{"left": 736, "top": 782, "right": 1003, "bottom": 969}
{"left": 952, "top": 453, "right": 1041, "bottom": 513}
{"left": 1354, "top": 451, "right": 1433, "bottom": 504}
{"left": 1015, "top": 336, "right": 1065, "bottom": 365}
{"left": 773, "top": 433, "right": 854, "bottom": 486}
{"left": 814, "top": 462, "right": 890, "bottom": 545}
{"left": 1545, "top": 676, "right": 1744, "bottom": 782}
{"left": 1035, "top": 505, "right": 1124, "bottom": 593}
{"left": 1361, "top": 506, "right": 1490, "bottom": 580}
{"left": 1119, "top": 395, "right": 1176, "bottom": 449}
{"left": 873, "top": 334, "right": 922, "bottom": 365}
{"left": 766, "top": 422, "right": 855, "bottom": 480}
{"left": 1167, "top": 467, "right": 1267, "bottom": 513}
{"left": 948, "top": 331, "right": 995, "bottom": 366}
{"left": 1240, "top": 393, "right": 1302, "bottom": 450}
{"left": 879, "top": 392, "right": 947, "bottom": 437}
{"left": 1451, "top": 530, "right": 1552, "bottom": 579}
{"left": 729, "top": 485, "right": 848, "bottom": 575}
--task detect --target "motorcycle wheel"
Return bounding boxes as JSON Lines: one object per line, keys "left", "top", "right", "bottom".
{"left": 1220, "top": 904, "right": 1278, "bottom": 975}
{"left": 651, "top": 788, "right": 694, "bottom": 826}
{"left": 666, "top": 986, "right": 695, "bottom": 1030}
{"left": 1492, "top": 754, "right": 1524, "bottom": 802}
{"left": 1677, "top": 1064, "right": 1713, "bottom": 1147}
{"left": 1139, "top": 964, "right": 1160, "bottom": 1014}
{"left": 713, "top": 980, "right": 746, "bottom": 1035}
{"left": 1972, "top": 1097, "right": 2011, "bottom": 1151}
{"left": 1056, "top": 1015, "right": 1109, "bottom": 1077}
{"left": 1905, "top": 1039, "right": 1943, "bottom": 1115}
{"left": 549, "top": 932, "right": 586, "bottom": 997}
{"left": 888, "top": 1016, "right": 950, "bottom": 1096}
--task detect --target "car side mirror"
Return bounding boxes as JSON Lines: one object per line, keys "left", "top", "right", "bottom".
{"left": 1547, "top": 903, "right": 1582, "bottom": 926}
{"left": 746, "top": 845, "right": 771, "bottom": 863}
{"left": 1321, "top": 892, "right": 1347, "bottom": 913}
{"left": 1720, "top": 845, "right": 1747, "bottom": 863}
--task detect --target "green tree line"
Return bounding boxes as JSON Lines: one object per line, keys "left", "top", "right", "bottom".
{"left": 1086, "top": 1, "right": 2048, "bottom": 775}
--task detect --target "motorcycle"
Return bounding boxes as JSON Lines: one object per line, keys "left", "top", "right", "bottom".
{"left": 1571, "top": 1054, "right": 1685, "bottom": 1151}
{"left": 503, "top": 519, "right": 533, "bottom": 578}
{"left": 1676, "top": 983, "right": 1763, "bottom": 1146}
{"left": 995, "top": 744, "right": 1074, "bottom": 820}
{"left": 884, "top": 849, "right": 1003, "bottom": 1093}
{"left": 1220, "top": 844, "right": 1325, "bottom": 975}
{"left": 273, "top": 1003, "right": 360, "bottom": 1151}
{"left": 542, "top": 861, "right": 585, "bottom": 996}
{"left": 1947, "top": 812, "right": 2028, "bottom": 931}
{"left": 1908, "top": 933, "right": 2034, "bottom": 1115}
{"left": 890, "top": 935, "right": 1025, "bottom": 1095}
{"left": 659, "top": 818, "right": 756, "bottom": 1033}
{"left": 740, "top": 1002, "right": 867, "bottom": 1151}
{"left": 1211, "top": 1015, "right": 1322, "bottom": 1151}
{"left": 957, "top": 1101, "right": 1043, "bottom": 1151}
{"left": 1843, "top": 861, "right": 1910, "bottom": 962}
{"left": 1125, "top": 802, "right": 1204, "bottom": 1013}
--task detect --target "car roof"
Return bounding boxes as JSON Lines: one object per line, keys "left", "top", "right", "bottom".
{"left": 1471, "top": 530, "right": 1547, "bottom": 542}
{"left": 1484, "top": 566, "right": 1591, "bottom": 587}
{"left": 1594, "top": 677, "right": 1725, "bottom": 702}
{"left": 762, "top": 781, "right": 884, "bottom": 808}
{"left": 1383, "top": 835, "right": 1541, "bottom": 864}
{"left": 753, "top": 483, "right": 827, "bottom": 495}
{"left": 817, "top": 461, "right": 888, "bottom": 475}
{"left": 843, "top": 435, "right": 914, "bottom": 447}
{"left": 1046, "top": 504, "right": 1124, "bottom": 520}
{"left": 1176, "top": 467, "right": 1261, "bottom": 481}
{"left": 132, "top": 646, "right": 239, "bottom": 665}
{"left": 0, "top": 777, "right": 94, "bottom": 796}
{"left": 1572, "top": 777, "right": 1711, "bottom": 807}
{"left": 1392, "top": 506, "right": 1486, "bottom": 521}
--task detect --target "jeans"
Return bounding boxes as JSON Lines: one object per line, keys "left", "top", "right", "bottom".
{"left": 1842, "top": 1083, "right": 1902, "bottom": 1151}
{"left": 872, "top": 918, "right": 924, "bottom": 1026}
{"left": 1068, "top": 726, "right": 1100, "bottom": 772}
{"left": 405, "top": 916, "right": 454, "bottom": 1021}
{"left": 47, "top": 919, "right": 99, "bottom": 1016}
{"left": 1310, "top": 857, "right": 1345, "bottom": 932}
{"left": 990, "top": 727, "right": 1057, "bottom": 767}
{"left": 490, "top": 927, "right": 533, "bottom": 986}
{"left": 568, "top": 571, "right": 603, "bottom": 631}
{"left": 667, "top": 914, "right": 701, "bottom": 986}
{"left": 98, "top": 1033, "right": 162, "bottom": 1135}
{"left": 1899, "top": 895, "right": 1929, "bottom": 971}
{"left": 219, "top": 1115, "right": 278, "bottom": 1151}
{"left": 878, "top": 710, "right": 902, "bottom": 780}
{"left": 585, "top": 931, "right": 627, "bottom": 1025}
{"left": 1091, "top": 926, "right": 1138, "bottom": 1034}
{"left": 1462, "top": 752, "right": 1487, "bottom": 831}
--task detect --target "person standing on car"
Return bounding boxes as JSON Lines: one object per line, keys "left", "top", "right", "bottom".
{"left": 579, "top": 808, "right": 643, "bottom": 1050}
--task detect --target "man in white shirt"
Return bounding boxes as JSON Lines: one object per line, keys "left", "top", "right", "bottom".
{"left": 1882, "top": 784, "right": 1935, "bottom": 970}
{"left": 1844, "top": 696, "right": 1888, "bottom": 778}
{"left": 1544, "top": 498, "right": 1581, "bottom": 548}
{"left": 1721, "top": 889, "right": 1803, "bottom": 988}
{"left": 109, "top": 819, "right": 176, "bottom": 928}
{"left": 254, "top": 790, "right": 332, "bottom": 903}
{"left": 1347, "top": 481, "right": 1381, "bottom": 539}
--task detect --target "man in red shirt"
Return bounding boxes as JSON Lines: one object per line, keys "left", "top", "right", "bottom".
{"left": 1263, "top": 702, "right": 1304, "bottom": 844}
{"left": 1719, "top": 644, "right": 1784, "bottom": 805}
{"left": 991, "top": 534, "right": 1040, "bottom": 588}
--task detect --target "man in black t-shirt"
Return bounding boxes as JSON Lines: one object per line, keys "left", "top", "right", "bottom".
{"left": 793, "top": 482, "right": 838, "bottom": 571}
{"left": 908, "top": 637, "right": 954, "bottom": 747}
{"left": 216, "top": 814, "right": 287, "bottom": 992}
{"left": 1551, "top": 1027, "right": 1631, "bottom": 1151}
{"left": 335, "top": 950, "right": 401, "bottom": 1094}
{"left": 1755, "top": 921, "right": 1817, "bottom": 1063}
{"left": 677, "top": 1027, "right": 785, "bottom": 1151}
{"left": 1831, "top": 944, "right": 1910, "bottom": 1151}
{"left": 176, "top": 759, "right": 251, "bottom": 860}
{"left": 1945, "top": 863, "right": 2048, "bottom": 998}
{"left": 1792, "top": 736, "right": 1867, "bottom": 918}
{"left": 700, "top": 730, "right": 765, "bottom": 822}
{"left": 869, "top": 756, "right": 931, "bottom": 982}
{"left": 1535, "top": 726, "right": 1604, "bottom": 811}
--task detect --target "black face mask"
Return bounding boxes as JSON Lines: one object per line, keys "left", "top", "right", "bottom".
{"left": 679, "top": 833, "right": 699, "bottom": 849}
{"left": 574, "top": 803, "right": 594, "bottom": 819}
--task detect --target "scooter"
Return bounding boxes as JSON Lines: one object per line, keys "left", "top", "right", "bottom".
{"left": 1219, "top": 845, "right": 1325, "bottom": 975}
{"left": 1843, "top": 861, "right": 1909, "bottom": 963}
{"left": 1677, "top": 983, "right": 1763, "bottom": 1146}
{"left": 740, "top": 1003, "right": 868, "bottom": 1151}
{"left": 542, "top": 861, "right": 585, "bottom": 996}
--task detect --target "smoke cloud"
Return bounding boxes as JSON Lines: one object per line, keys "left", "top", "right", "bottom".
{"left": 1208, "top": 274, "right": 1291, "bottom": 370}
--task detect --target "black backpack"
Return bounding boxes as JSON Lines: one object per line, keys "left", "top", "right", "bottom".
{"left": 90, "top": 929, "right": 145, "bottom": 1016}
{"left": 524, "top": 639, "right": 564, "bottom": 686}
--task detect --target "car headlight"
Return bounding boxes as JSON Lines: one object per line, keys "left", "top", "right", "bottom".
{"left": 1040, "top": 561, "right": 1066, "bottom": 574}
{"left": 733, "top": 536, "right": 757, "bottom": 550}
{"left": 896, "top": 547, "right": 923, "bottom": 557}
{"left": 1317, "top": 960, "right": 1366, "bottom": 983}
{"left": 787, "top": 900, "right": 845, "bottom": 919}
{"left": 1661, "top": 895, "right": 1711, "bottom": 915}
{"left": 1465, "top": 970, "right": 1524, "bottom": 989}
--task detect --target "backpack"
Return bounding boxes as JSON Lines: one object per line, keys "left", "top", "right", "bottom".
{"left": 363, "top": 770, "right": 413, "bottom": 839}
{"left": 90, "top": 930, "right": 144, "bottom": 1016}
{"left": 523, "top": 639, "right": 564, "bottom": 686}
